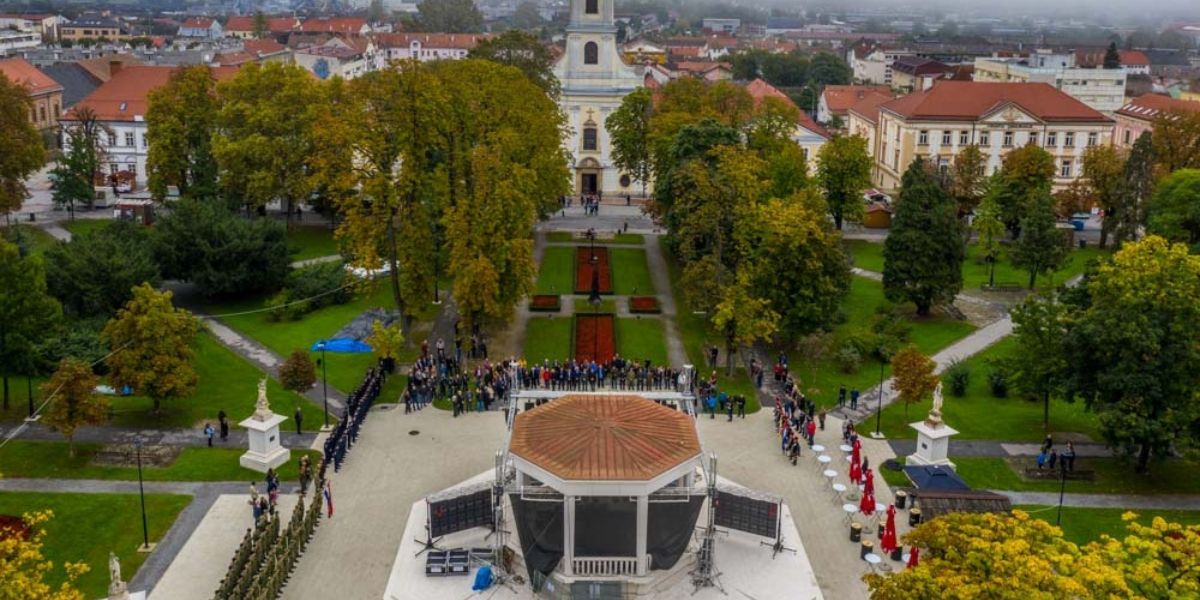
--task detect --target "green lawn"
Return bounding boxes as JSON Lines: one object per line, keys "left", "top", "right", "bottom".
{"left": 1014, "top": 505, "right": 1200, "bottom": 546}
{"left": 610, "top": 248, "right": 656, "bottom": 296}
{"left": 547, "top": 232, "right": 644, "bottom": 245}
{"left": 845, "top": 240, "right": 1110, "bottom": 291}
{"left": 523, "top": 316, "right": 572, "bottom": 363}
{"left": 0, "top": 441, "right": 320, "bottom": 482}
{"left": 535, "top": 246, "right": 575, "bottom": 295}
{"left": 95, "top": 331, "right": 325, "bottom": 431}
{"left": 874, "top": 337, "right": 1100, "bottom": 441}
{"left": 952, "top": 456, "right": 1200, "bottom": 495}
{"left": 61, "top": 219, "right": 113, "bottom": 238}
{"left": 2, "top": 223, "right": 59, "bottom": 254}
{"left": 288, "top": 225, "right": 340, "bottom": 261}
{"left": 616, "top": 317, "right": 668, "bottom": 365}
{"left": 572, "top": 297, "right": 617, "bottom": 313}
{"left": 0, "top": 492, "right": 190, "bottom": 600}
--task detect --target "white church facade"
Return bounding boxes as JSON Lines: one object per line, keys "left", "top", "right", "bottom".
{"left": 554, "top": 0, "right": 646, "bottom": 197}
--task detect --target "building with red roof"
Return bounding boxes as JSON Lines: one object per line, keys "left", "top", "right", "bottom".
{"left": 177, "top": 16, "right": 222, "bottom": 39}
{"left": 224, "top": 15, "right": 298, "bottom": 38}
{"left": 818, "top": 84, "right": 892, "bottom": 125}
{"left": 375, "top": 32, "right": 489, "bottom": 62}
{"left": 1114, "top": 93, "right": 1200, "bottom": 148}
{"left": 744, "top": 78, "right": 829, "bottom": 172}
{"left": 871, "top": 81, "right": 1113, "bottom": 190}
{"left": 0, "top": 56, "right": 63, "bottom": 129}
{"left": 296, "top": 16, "right": 369, "bottom": 36}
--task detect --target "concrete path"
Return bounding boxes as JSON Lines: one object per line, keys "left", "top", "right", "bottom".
{"left": 39, "top": 222, "right": 72, "bottom": 241}
{"left": 642, "top": 233, "right": 688, "bottom": 367}
{"left": 997, "top": 491, "right": 1200, "bottom": 510}
{"left": 290, "top": 254, "right": 342, "bottom": 268}
{"left": 888, "top": 439, "right": 1113, "bottom": 458}
{"left": 1, "top": 421, "right": 318, "bottom": 449}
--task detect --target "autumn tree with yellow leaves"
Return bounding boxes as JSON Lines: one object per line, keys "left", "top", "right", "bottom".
{"left": 0, "top": 511, "right": 87, "bottom": 600}
{"left": 890, "top": 345, "right": 938, "bottom": 417}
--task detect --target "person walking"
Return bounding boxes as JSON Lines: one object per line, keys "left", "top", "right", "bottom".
{"left": 294, "top": 406, "right": 303, "bottom": 434}
{"left": 1063, "top": 442, "right": 1076, "bottom": 472}
{"left": 818, "top": 409, "right": 826, "bottom": 431}
{"left": 218, "top": 410, "right": 229, "bottom": 441}
{"left": 204, "top": 423, "right": 215, "bottom": 447}
{"left": 737, "top": 395, "right": 746, "bottom": 419}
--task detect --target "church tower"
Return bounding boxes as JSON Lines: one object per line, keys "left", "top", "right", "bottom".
{"left": 554, "top": 0, "right": 644, "bottom": 196}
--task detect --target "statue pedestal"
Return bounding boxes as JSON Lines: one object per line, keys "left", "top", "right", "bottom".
{"left": 239, "top": 413, "right": 290, "bottom": 473}
{"left": 907, "top": 420, "right": 957, "bottom": 468}
{"left": 99, "top": 592, "right": 145, "bottom": 600}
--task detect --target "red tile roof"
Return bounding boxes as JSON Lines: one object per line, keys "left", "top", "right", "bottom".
{"left": 181, "top": 16, "right": 215, "bottom": 28}
{"left": 76, "top": 55, "right": 144, "bottom": 83}
{"left": 242, "top": 38, "right": 287, "bottom": 56}
{"left": 66, "top": 65, "right": 238, "bottom": 122}
{"left": 509, "top": 395, "right": 700, "bottom": 481}
{"left": 0, "top": 57, "right": 62, "bottom": 96}
{"left": 881, "top": 81, "right": 1110, "bottom": 123}
{"left": 374, "top": 32, "right": 489, "bottom": 50}
{"left": 745, "top": 78, "right": 829, "bottom": 138}
{"left": 822, "top": 84, "right": 892, "bottom": 115}
{"left": 846, "top": 90, "right": 895, "bottom": 124}
{"left": 1076, "top": 49, "right": 1151, "bottom": 68}
{"left": 224, "top": 15, "right": 296, "bottom": 33}
{"left": 297, "top": 16, "right": 366, "bottom": 34}
{"left": 1116, "top": 93, "right": 1200, "bottom": 121}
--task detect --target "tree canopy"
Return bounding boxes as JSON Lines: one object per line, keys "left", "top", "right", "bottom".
{"left": 1147, "top": 168, "right": 1200, "bottom": 250}
{"left": 816, "top": 134, "right": 872, "bottom": 230}
{"left": 0, "top": 72, "right": 47, "bottom": 218}
{"left": 411, "top": 0, "right": 483, "bottom": 33}
{"left": 0, "top": 239, "right": 62, "bottom": 410}
{"left": 154, "top": 199, "right": 289, "bottom": 297}
{"left": 468, "top": 30, "right": 558, "bottom": 98}
{"left": 146, "top": 66, "right": 220, "bottom": 201}
{"left": 44, "top": 221, "right": 160, "bottom": 318}
{"left": 883, "top": 158, "right": 963, "bottom": 315}
{"left": 40, "top": 357, "right": 106, "bottom": 456}
{"left": 103, "top": 284, "right": 198, "bottom": 413}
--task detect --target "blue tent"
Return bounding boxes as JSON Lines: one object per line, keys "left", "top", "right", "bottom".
{"left": 311, "top": 339, "right": 373, "bottom": 353}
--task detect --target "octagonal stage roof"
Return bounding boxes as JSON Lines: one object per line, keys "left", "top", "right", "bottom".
{"left": 509, "top": 394, "right": 700, "bottom": 481}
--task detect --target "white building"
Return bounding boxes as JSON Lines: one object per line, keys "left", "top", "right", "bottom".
{"left": 292, "top": 37, "right": 377, "bottom": 80}
{"left": 375, "top": 33, "right": 488, "bottom": 62}
{"left": 849, "top": 45, "right": 915, "bottom": 86}
{"left": 0, "top": 30, "right": 41, "bottom": 57}
{"left": 702, "top": 18, "right": 739, "bottom": 34}
{"left": 553, "top": 0, "right": 645, "bottom": 196}
{"left": 974, "top": 51, "right": 1127, "bottom": 114}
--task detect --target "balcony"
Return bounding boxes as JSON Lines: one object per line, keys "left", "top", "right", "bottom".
{"left": 571, "top": 555, "right": 651, "bottom": 577}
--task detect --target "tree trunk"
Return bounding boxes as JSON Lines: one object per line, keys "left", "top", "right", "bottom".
{"left": 1136, "top": 441, "right": 1151, "bottom": 474}
{"left": 988, "top": 259, "right": 996, "bottom": 288}
{"left": 834, "top": 211, "right": 843, "bottom": 231}
{"left": 1099, "top": 209, "right": 1113, "bottom": 249}
{"left": 67, "top": 435, "right": 75, "bottom": 458}
{"left": 915, "top": 301, "right": 931, "bottom": 316}
{"left": 1043, "top": 390, "right": 1050, "bottom": 430}
{"left": 725, "top": 339, "right": 735, "bottom": 378}
{"left": 153, "top": 396, "right": 161, "bottom": 413}
{"left": 385, "top": 216, "right": 410, "bottom": 345}
{"left": 1028, "top": 269, "right": 1037, "bottom": 290}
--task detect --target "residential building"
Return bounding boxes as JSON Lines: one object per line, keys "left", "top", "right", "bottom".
{"left": 214, "top": 38, "right": 292, "bottom": 67}
{"left": 60, "top": 16, "right": 130, "bottom": 42}
{"left": 39, "top": 62, "right": 101, "bottom": 110}
{"left": 701, "top": 18, "right": 739, "bottom": 34}
{"left": 0, "top": 13, "right": 65, "bottom": 41}
{"left": 621, "top": 40, "right": 665, "bottom": 64}
{"left": 868, "top": 81, "right": 1113, "bottom": 190}
{"left": 973, "top": 51, "right": 1127, "bottom": 114}
{"left": 848, "top": 44, "right": 915, "bottom": 86}
{"left": 59, "top": 64, "right": 238, "bottom": 188}
{"left": 846, "top": 91, "right": 895, "bottom": 183}
{"left": 1113, "top": 94, "right": 1200, "bottom": 148}
{"left": 375, "top": 33, "right": 487, "bottom": 62}
{"left": 553, "top": 0, "right": 645, "bottom": 195}
{"left": 1075, "top": 49, "right": 1151, "bottom": 76}
{"left": 818, "top": 84, "right": 891, "bottom": 124}
{"left": 223, "top": 15, "right": 298, "bottom": 38}
{"left": 293, "top": 37, "right": 376, "bottom": 80}
{"left": 890, "top": 56, "right": 954, "bottom": 93}
{"left": 702, "top": 34, "right": 737, "bottom": 60}
{"left": 0, "top": 57, "right": 63, "bottom": 129}
{"left": 296, "top": 17, "right": 370, "bottom": 36}
{"left": 671, "top": 61, "right": 731, "bottom": 81}
{"left": 0, "top": 30, "right": 40, "bottom": 56}
{"left": 177, "top": 17, "right": 223, "bottom": 40}
{"left": 745, "top": 78, "right": 829, "bottom": 173}
{"left": 765, "top": 17, "right": 804, "bottom": 36}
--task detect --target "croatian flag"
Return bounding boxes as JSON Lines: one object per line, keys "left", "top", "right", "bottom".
{"left": 324, "top": 481, "right": 334, "bottom": 518}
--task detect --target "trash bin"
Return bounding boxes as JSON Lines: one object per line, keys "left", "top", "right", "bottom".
{"left": 860, "top": 539, "right": 875, "bottom": 559}
{"left": 889, "top": 546, "right": 903, "bottom": 561}
{"left": 909, "top": 508, "right": 922, "bottom": 527}
{"left": 895, "top": 490, "right": 907, "bottom": 509}
{"left": 849, "top": 522, "right": 862, "bottom": 542}
{"left": 1078, "top": 239, "right": 1088, "bottom": 249}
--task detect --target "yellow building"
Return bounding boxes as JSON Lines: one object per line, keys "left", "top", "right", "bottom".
{"left": 867, "top": 81, "right": 1113, "bottom": 191}
{"left": 0, "top": 57, "right": 63, "bottom": 131}
{"left": 60, "top": 15, "right": 130, "bottom": 41}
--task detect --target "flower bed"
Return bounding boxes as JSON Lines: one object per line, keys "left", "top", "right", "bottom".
{"left": 574, "top": 246, "right": 613, "bottom": 294}
{"left": 575, "top": 314, "right": 616, "bottom": 363}
{"left": 0, "top": 515, "right": 30, "bottom": 541}
{"left": 629, "top": 296, "right": 661, "bottom": 314}
{"left": 530, "top": 294, "right": 561, "bottom": 312}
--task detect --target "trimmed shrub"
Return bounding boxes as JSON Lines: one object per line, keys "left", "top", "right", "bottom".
{"left": 943, "top": 360, "right": 970, "bottom": 397}
{"left": 835, "top": 343, "right": 862, "bottom": 374}
{"left": 987, "top": 366, "right": 1009, "bottom": 398}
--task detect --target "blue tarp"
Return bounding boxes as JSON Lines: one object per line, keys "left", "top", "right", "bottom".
{"left": 311, "top": 338, "right": 373, "bottom": 353}
{"left": 902, "top": 465, "right": 970, "bottom": 491}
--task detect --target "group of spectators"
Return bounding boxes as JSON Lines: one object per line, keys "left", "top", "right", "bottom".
{"left": 772, "top": 376, "right": 828, "bottom": 466}
{"left": 402, "top": 345, "right": 514, "bottom": 417}
{"left": 514, "top": 356, "right": 688, "bottom": 393}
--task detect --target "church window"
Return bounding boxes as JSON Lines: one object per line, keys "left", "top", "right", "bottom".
{"left": 584, "top": 42, "right": 598, "bottom": 65}
{"left": 583, "top": 127, "right": 598, "bottom": 151}
{"left": 620, "top": 174, "right": 631, "bottom": 187}
{"left": 585, "top": 0, "right": 598, "bottom": 14}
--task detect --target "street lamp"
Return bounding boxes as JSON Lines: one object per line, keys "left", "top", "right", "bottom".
{"left": 317, "top": 340, "right": 329, "bottom": 430}
{"left": 872, "top": 344, "right": 890, "bottom": 439}
{"left": 135, "top": 439, "right": 150, "bottom": 552}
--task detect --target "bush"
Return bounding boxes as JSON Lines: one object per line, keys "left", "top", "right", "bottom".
{"left": 835, "top": 343, "right": 862, "bottom": 373}
{"left": 943, "top": 360, "right": 970, "bottom": 397}
{"left": 987, "top": 366, "right": 1009, "bottom": 398}
{"left": 265, "top": 290, "right": 306, "bottom": 322}
{"left": 285, "top": 261, "right": 352, "bottom": 311}
{"left": 154, "top": 200, "right": 290, "bottom": 297}
{"left": 44, "top": 220, "right": 160, "bottom": 318}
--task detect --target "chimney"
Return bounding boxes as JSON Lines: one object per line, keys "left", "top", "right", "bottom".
{"left": 109, "top": 59, "right": 122, "bottom": 77}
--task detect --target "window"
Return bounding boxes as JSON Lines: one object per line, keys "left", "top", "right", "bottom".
{"left": 582, "top": 127, "right": 597, "bottom": 151}
{"left": 107, "top": 132, "right": 117, "bottom": 147}
{"left": 583, "top": 41, "right": 598, "bottom": 65}
{"left": 1029, "top": 132, "right": 1038, "bottom": 146}
{"left": 918, "top": 130, "right": 929, "bottom": 145}
{"left": 127, "top": 163, "right": 136, "bottom": 176}
{"left": 1047, "top": 132, "right": 1057, "bottom": 147}
{"left": 619, "top": 174, "right": 631, "bottom": 187}
{"left": 109, "top": 163, "right": 118, "bottom": 175}
{"left": 124, "top": 132, "right": 134, "bottom": 147}
{"left": 959, "top": 131, "right": 969, "bottom": 145}
{"left": 142, "top": 135, "right": 148, "bottom": 149}
{"left": 38, "top": 105, "right": 45, "bottom": 122}
{"left": 1064, "top": 132, "right": 1075, "bottom": 148}
{"left": 1087, "top": 132, "right": 1098, "bottom": 146}
{"left": 1060, "top": 159, "right": 1073, "bottom": 178}
{"left": 979, "top": 131, "right": 990, "bottom": 146}
{"left": 893, "top": 148, "right": 900, "bottom": 169}
{"left": 938, "top": 157, "right": 950, "bottom": 174}
{"left": 942, "top": 131, "right": 952, "bottom": 145}
{"left": 1003, "top": 131, "right": 1014, "bottom": 147}
{"left": 585, "top": 0, "right": 598, "bottom": 14}
{"left": 1123, "top": 130, "right": 1131, "bottom": 145}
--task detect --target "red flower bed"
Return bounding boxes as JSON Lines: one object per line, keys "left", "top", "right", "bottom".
{"left": 575, "top": 246, "right": 613, "bottom": 294}
{"left": 575, "top": 314, "right": 616, "bottom": 363}
{"left": 530, "top": 294, "right": 561, "bottom": 312}
{"left": 0, "top": 515, "right": 30, "bottom": 541}
{"left": 629, "top": 296, "right": 660, "bottom": 313}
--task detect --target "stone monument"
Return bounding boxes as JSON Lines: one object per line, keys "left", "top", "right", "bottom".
{"left": 102, "top": 552, "right": 145, "bottom": 600}
{"left": 907, "top": 382, "right": 958, "bottom": 468}
{"left": 239, "top": 378, "right": 290, "bottom": 473}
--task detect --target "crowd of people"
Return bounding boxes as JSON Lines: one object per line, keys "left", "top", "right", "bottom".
{"left": 772, "top": 376, "right": 829, "bottom": 466}
{"left": 402, "top": 343, "right": 514, "bottom": 417}
{"left": 324, "top": 366, "right": 384, "bottom": 472}
{"left": 514, "top": 356, "right": 688, "bottom": 393}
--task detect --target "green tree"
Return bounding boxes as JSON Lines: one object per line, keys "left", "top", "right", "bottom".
{"left": 278, "top": 349, "right": 316, "bottom": 393}
{"left": 213, "top": 62, "right": 320, "bottom": 215}
{"left": 948, "top": 144, "right": 986, "bottom": 219}
{"left": 990, "top": 144, "right": 1055, "bottom": 238}
{"left": 816, "top": 134, "right": 871, "bottom": 230}
{"left": 1103, "top": 41, "right": 1121, "bottom": 69}
{"left": 146, "top": 66, "right": 219, "bottom": 201}
{"left": 1064, "top": 236, "right": 1200, "bottom": 473}
{"left": 1081, "top": 144, "right": 1127, "bottom": 248}
{"left": 0, "top": 71, "right": 47, "bottom": 219}
{"left": 50, "top": 107, "right": 107, "bottom": 218}
{"left": 1112, "top": 131, "right": 1154, "bottom": 247}
{"left": 710, "top": 271, "right": 778, "bottom": 376}
{"left": 366, "top": 319, "right": 404, "bottom": 371}
{"left": 0, "top": 240, "right": 62, "bottom": 410}
{"left": 252, "top": 11, "right": 267, "bottom": 38}
{"left": 103, "top": 284, "right": 198, "bottom": 413}
{"left": 972, "top": 195, "right": 1005, "bottom": 288}
{"left": 39, "top": 357, "right": 105, "bottom": 457}
{"left": 414, "top": 0, "right": 483, "bottom": 32}
{"left": 807, "top": 52, "right": 852, "bottom": 85}
{"left": 43, "top": 221, "right": 160, "bottom": 317}
{"left": 468, "top": 30, "right": 559, "bottom": 98}
{"left": 153, "top": 200, "right": 289, "bottom": 297}
{"left": 1012, "top": 190, "right": 1068, "bottom": 289}
{"left": 606, "top": 87, "right": 655, "bottom": 196}
{"left": 890, "top": 345, "right": 937, "bottom": 417}
{"left": 511, "top": 1, "right": 542, "bottom": 29}
{"left": 1151, "top": 108, "right": 1200, "bottom": 176}
{"left": 368, "top": 0, "right": 386, "bottom": 22}
{"left": 883, "top": 158, "right": 964, "bottom": 316}
{"left": 1147, "top": 168, "right": 1200, "bottom": 249}
{"left": 1009, "top": 294, "right": 1069, "bottom": 429}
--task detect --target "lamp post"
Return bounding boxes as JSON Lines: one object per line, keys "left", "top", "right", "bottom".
{"left": 27, "top": 374, "right": 34, "bottom": 420}
{"left": 318, "top": 341, "right": 329, "bottom": 430}
{"left": 1056, "top": 459, "right": 1068, "bottom": 526}
{"left": 135, "top": 439, "right": 150, "bottom": 551}
{"left": 432, "top": 221, "right": 441, "bottom": 305}
{"left": 874, "top": 359, "right": 885, "bottom": 437}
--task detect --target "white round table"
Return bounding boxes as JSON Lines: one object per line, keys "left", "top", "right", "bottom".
{"left": 812, "top": 444, "right": 826, "bottom": 453}
{"left": 864, "top": 554, "right": 881, "bottom": 566}
{"left": 818, "top": 455, "right": 832, "bottom": 465}
{"left": 839, "top": 444, "right": 853, "bottom": 453}
{"left": 832, "top": 482, "right": 847, "bottom": 503}
{"left": 843, "top": 503, "right": 858, "bottom": 515}
{"left": 823, "top": 469, "right": 838, "bottom": 479}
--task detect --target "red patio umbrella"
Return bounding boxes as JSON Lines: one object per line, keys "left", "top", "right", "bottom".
{"left": 906, "top": 546, "right": 920, "bottom": 568}
{"left": 849, "top": 455, "right": 862, "bottom": 485}
{"left": 859, "top": 490, "right": 876, "bottom": 515}
{"left": 863, "top": 467, "right": 875, "bottom": 496}
{"left": 881, "top": 504, "right": 898, "bottom": 554}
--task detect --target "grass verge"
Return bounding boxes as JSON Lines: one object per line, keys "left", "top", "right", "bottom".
{"left": 0, "top": 441, "right": 321, "bottom": 482}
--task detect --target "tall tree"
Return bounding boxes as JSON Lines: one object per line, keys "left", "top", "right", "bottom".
{"left": 1081, "top": 144, "right": 1126, "bottom": 248}
{"left": 0, "top": 240, "right": 61, "bottom": 410}
{"left": 0, "top": 511, "right": 88, "bottom": 600}
{"left": 365, "top": 319, "right": 404, "bottom": 372}
{"left": 0, "top": 72, "right": 47, "bottom": 220}
{"left": 1103, "top": 41, "right": 1121, "bottom": 69}
{"left": 883, "top": 158, "right": 964, "bottom": 315}
{"left": 890, "top": 345, "right": 938, "bottom": 417}
{"left": 103, "top": 284, "right": 198, "bottom": 413}
{"left": 972, "top": 195, "right": 1005, "bottom": 288}
{"left": 806, "top": 52, "right": 852, "bottom": 86}
{"left": 468, "top": 30, "right": 559, "bottom": 98}
{"left": 1151, "top": 109, "right": 1200, "bottom": 176}
{"left": 213, "top": 62, "right": 320, "bottom": 214}
{"left": 1012, "top": 190, "right": 1069, "bottom": 289}
{"left": 39, "top": 357, "right": 105, "bottom": 457}
{"left": 710, "top": 271, "right": 778, "bottom": 376}
{"left": 414, "top": 0, "right": 483, "bottom": 33}
{"left": 252, "top": 11, "right": 267, "bottom": 38}
{"left": 1064, "top": 236, "right": 1200, "bottom": 473}
{"left": 1008, "top": 294, "right": 1069, "bottom": 429}
{"left": 153, "top": 200, "right": 289, "bottom": 297}
{"left": 1113, "top": 131, "right": 1155, "bottom": 247}
{"left": 50, "top": 107, "right": 107, "bottom": 218}
{"left": 990, "top": 144, "right": 1055, "bottom": 238}
{"left": 606, "top": 87, "right": 655, "bottom": 196}
{"left": 1147, "top": 168, "right": 1200, "bottom": 250}
{"left": 948, "top": 144, "right": 986, "bottom": 219}
{"left": 145, "top": 66, "right": 219, "bottom": 202}
{"left": 816, "top": 134, "right": 872, "bottom": 230}
{"left": 510, "top": 1, "right": 542, "bottom": 30}
{"left": 43, "top": 220, "right": 160, "bottom": 317}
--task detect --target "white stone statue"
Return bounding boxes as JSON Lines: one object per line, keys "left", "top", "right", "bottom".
{"left": 252, "top": 377, "right": 271, "bottom": 421}
{"left": 108, "top": 552, "right": 129, "bottom": 599}
{"left": 926, "top": 382, "right": 945, "bottom": 427}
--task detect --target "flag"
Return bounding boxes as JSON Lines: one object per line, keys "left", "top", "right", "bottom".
{"left": 324, "top": 481, "right": 334, "bottom": 518}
